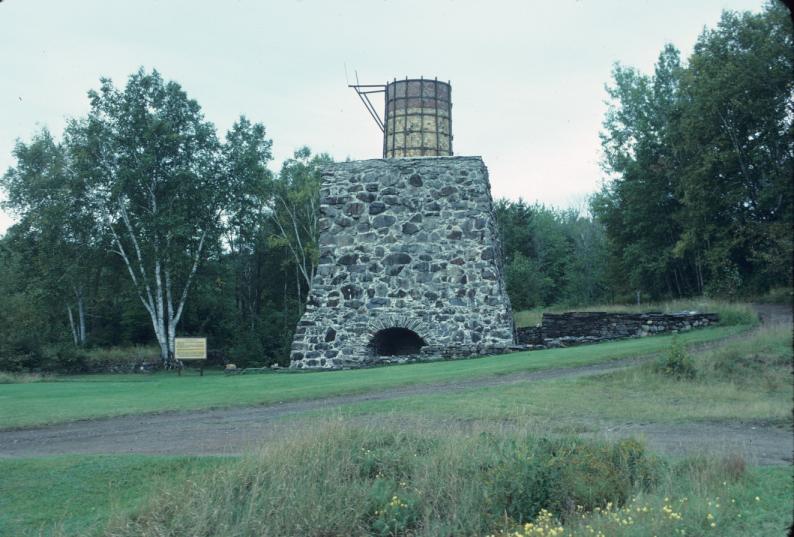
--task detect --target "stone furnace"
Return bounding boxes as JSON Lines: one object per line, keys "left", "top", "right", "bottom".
{"left": 289, "top": 156, "right": 515, "bottom": 369}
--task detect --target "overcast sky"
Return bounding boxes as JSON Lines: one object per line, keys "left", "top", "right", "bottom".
{"left": 0, "top": 0, "right": 767, "bottom": 234}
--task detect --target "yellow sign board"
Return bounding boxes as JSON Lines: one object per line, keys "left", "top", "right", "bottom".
{"left": 175, "top": 338, "right": 207, "bottom": 360}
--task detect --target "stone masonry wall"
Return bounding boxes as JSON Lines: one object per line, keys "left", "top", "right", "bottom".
{"left": 515, "top": 312, "right": 719, "bottom": 347}
{"left": 289, "top": 157, "right": 515, "bottom": 369}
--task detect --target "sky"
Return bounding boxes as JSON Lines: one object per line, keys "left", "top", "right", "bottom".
{"left": 0, "top": 0, "right": 768, "bottom": 234}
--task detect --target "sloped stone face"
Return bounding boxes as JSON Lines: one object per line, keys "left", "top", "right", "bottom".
{"left": 289, "top": 156, "right": 515, "bottom": 369}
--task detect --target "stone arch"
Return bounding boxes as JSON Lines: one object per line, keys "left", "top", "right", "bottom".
{"left": 369, "top": 327, "right": 427, "bottom": 356}
{"left": 367, "top": 315, "right": 428, "bottom": 336}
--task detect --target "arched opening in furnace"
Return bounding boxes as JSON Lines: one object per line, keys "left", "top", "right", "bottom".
{"left": 369, "top": 327, "right": 426, "bottom": 356}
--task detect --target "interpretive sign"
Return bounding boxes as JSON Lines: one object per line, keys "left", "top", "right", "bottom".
{"left": 174, "top": 338, "right": 207, "bottom": 360}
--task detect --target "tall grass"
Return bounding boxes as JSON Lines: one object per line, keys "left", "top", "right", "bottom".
{"left": 696, "top": 324, "right": 792, "bottom": 389}
{"left": 513, "top": 299, "right": 758, "bottom": 328}
{"left": 0, "top": 371, "right": 51, "bottom": 384}
{"left": 82, "top": 345, "right": 160, "bottom": 365}
{"left": 755, "top": 286, "right": 793, "bottom": 305}
{"left": 102, "top": 419, "right": 793, "bottom": 537}
{"left": 105, "top": 422, "right": 663, "bottom": 537}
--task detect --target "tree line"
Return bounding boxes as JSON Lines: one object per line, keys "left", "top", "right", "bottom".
{"left": 592, "top": 2, "right": 792, "bottom": 300}
{"left": 1, "top": 3, "right": 790, "bottom": 371}
{"left": 0, "top": 69, "right": 328, "bottom": 369}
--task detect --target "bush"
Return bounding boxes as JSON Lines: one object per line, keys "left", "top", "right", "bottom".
{"left": 0, "top": 371, "right": 51, "bottom": 384}
{"left": 39, "top": 344, "right": 88, "bottom": 372}
{"left": 485, "top": 437, "right": 664, "bottom": 521}
{"left": 367, "top": 479, "right": 420, "bottom": 537}
{"left": 105, "top": 424, "right": 664, "bottom": 537}
{"left": 654, "top": 336, "right": 696, "bottom": 380}
{"left": 83, "top": 345, "right": 159, "bottom": 366}
{"left": 756, "top": 286, "right": 793, "bottom": 305}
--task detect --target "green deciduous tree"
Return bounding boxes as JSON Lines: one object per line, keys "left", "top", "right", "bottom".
{"left": 594, "top": 2, "right": 793, "bottom": 300}
{"left": 1, "top": 129, "right": 108, "bottom": 346}
{"left": 76, "top": 69, "right": 226, "bottom": 364}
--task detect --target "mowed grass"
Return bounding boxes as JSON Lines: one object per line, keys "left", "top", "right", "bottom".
{"left": 0, "top": 325, "right": 747, "bottom": 429}
{"left": 334, "top": 325, "right": 793, "bottom": 426}
{"left": 0, "top": 455, "right": 225, "bottom": 537}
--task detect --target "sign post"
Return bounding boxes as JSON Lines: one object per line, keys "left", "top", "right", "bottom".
{"left": 174, "top": 337, "right": 207, "bottom": 376}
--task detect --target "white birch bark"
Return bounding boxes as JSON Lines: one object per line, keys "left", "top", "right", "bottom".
{"left": 75, "top": 286, "right": 86, "bottom": 345}
{"left": 67, "top": 305, "right": 78, "bottom": 346}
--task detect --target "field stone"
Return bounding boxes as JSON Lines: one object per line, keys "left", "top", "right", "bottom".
{"left": 289, "top": 157, "right": 514, "bottom": 369}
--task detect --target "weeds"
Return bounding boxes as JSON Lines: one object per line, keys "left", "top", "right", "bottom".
{"left": 100, "top": 422, "right": 791, "bottom": 537}
{"left": 105, "top": 424, "right": 663, "bottom": 537}
{"left": 0, "top": 371, "right": 51, "bottom": 384}
{"left": 655, "top": 336, "right": 697, "bottom": 380}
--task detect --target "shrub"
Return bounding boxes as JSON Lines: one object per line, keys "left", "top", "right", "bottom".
{"left": 367, "top": 479, "right": 420, "bottom": 537}
{"left": 755, "top": 286, "right": 793, "bottom": 305}
{"left": 710, "top": 302, "right": 758, "bottom": 326}
{"left": 485, "top": 437, "right": 664, "bottom": 522}
{"left": 655, "top": 336, "right": 696, "bottom": 380}
{"left": 39, "top": 344, "right": 88, "bottom": 372}
{"left": 83, "top": 345, "right": 159, "bottom": 366}
{"left": 0, "top": 371, "right": 51, "bottom": 384}
{"left": 106, "top": 423, "right": 665, "bottom": 537}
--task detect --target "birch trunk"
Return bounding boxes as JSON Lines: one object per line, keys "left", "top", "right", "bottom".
{"left": 76, "top": 288, "right": 86, "bottom": 346}
{"left": 67, "top": 305, "right": 78, "bottom": 346}
{"left": 108, "top": 201, "right": 207, "bottom": 366}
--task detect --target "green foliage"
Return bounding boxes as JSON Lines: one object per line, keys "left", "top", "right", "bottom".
{"left": 711, "top": 302, "right": 758, "bottom": 327}
{"left": 755, "top": 286, "right": 793, "bottom": 305}
{"left": 485, "top": 436, "right": 663, "bottom": 522}
{"left": 505, "top": 253, "right": 553, "bottom": 310}
{"left": 367, "top": 479, "right": 420, "bottom": 537}
{"left": 0, "top": 69, "right": 328, "bottom": 371}
{"left": 0, "top": 371, "right": 51, "bottom": 384}
{"left": 81, "top": 345, "right": 159, "bottom": 366}
{"left": 495, "top": 200, "right": 610, "bottom": 309}
{"left": 595, "top": 3, "right": 794, "bottom": 300}
{"left": 655, "top": 336, "right": 696, "bottom": 380}
{"left": 103, "top": 424, "right": 663, "bottom": 537}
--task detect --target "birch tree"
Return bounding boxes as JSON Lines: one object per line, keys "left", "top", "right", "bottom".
{"left": 76, "top": 69, "right": 225, "bottom": 364}
{"left": 267, "top": 147, "right": 330, "bottom": 310}
{"left": 1, "top": 129, "right": 103, "bottom": 346}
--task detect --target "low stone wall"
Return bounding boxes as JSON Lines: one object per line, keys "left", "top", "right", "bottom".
{"left": 516, "top": 312, "right": 719, "bottom": 347}
{"left": 515, "top": 326, "right": 544, "bottom": 345}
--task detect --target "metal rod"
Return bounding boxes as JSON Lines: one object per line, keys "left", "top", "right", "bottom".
{"left": 383, "top": 80, "right": 388, "bottom": 158}
{"left": 402, "top": 77, "right": 408, "bottom": 158}
{"left": 351, "top": 85, "right": 385, "bottom": 132}
{"left": 433, "top": 77, "right": 439, "bottom": 156}
{"left": 419, "top": 76, "right": 425, "bottom": 156}
{"left": 391, "top": 78, "right": 397, "bottom": 158}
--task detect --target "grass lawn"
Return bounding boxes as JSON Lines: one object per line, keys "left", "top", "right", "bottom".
{"left": 2, "top": 323, "right": 790, "bottom": 537}
{"left": 2, "top": 440, "right": 790, "bottom": 537}
{"left": 0, "top": 454, "right": 225, "bottom": 537}
{"left": 333, "top": 325, "right": 792, "bottom": 426}
{"left": 0, "top": 325, "right": 747, "bottom": 429}
{"left": 333, "top": 363, "right": 791, "bottom": 425}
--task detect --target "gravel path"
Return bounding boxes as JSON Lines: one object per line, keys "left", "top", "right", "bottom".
{"left": 1, "top": 305, "right": 790, "bottom": 464}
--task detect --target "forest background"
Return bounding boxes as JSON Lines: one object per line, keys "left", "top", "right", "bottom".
{"left": 0, "top": 3, "right": 790, "bottom": 369}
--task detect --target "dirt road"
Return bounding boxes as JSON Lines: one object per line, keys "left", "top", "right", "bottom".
{"left": 0, "top": 305, "right": 790, "bottom": 464}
